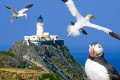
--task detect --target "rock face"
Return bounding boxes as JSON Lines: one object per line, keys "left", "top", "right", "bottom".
{"left": 11, "top": 40, "right": 88, "bottom": 80}
{"left": 0, "top": 51, "right": 30, "bottom": 68}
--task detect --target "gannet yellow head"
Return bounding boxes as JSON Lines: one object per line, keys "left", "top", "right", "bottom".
{"left": 87, "top": 14, "right": 96, "bottom": 19}
{"left": 23, "top": 13, "right": 27, "bottom": 19}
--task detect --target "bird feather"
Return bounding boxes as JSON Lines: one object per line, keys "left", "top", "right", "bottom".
{"left": 86, "top": 22, "right": 112, "bottom": 34}
{"left": 65, "top": 0, "right": 83, "bottom": 20}
{"left": 11, "top": 16, "right": 15, "bottom": 23}
{"left": 5, "top": 6, "right": 18, "bottom": 15}
{"left": 18, "top": 4, "right": 33, "bottom": 14}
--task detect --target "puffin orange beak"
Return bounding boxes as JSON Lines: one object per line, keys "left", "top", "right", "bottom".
{"left": 91, "top": 47, "right": 94, "bottom": 57}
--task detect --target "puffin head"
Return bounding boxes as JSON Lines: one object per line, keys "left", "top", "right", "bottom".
{"left": 89, "top": 42, "right": 104, "bottom": 57}
{"left": 86, "top": 14, "right": 96, "bottom": 19}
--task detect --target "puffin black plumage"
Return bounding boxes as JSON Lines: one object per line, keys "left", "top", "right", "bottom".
{"left": 85, "top": 42, "right": 120, "bottom": 80}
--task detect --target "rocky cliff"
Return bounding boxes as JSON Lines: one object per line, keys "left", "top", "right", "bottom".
{"left": 10, "top": 40, "right": 87, "bottom": 80}
{"left": 0, "top": 51, "right": 30, "bottom": 68}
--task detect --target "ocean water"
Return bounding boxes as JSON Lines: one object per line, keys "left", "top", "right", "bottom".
{"left": 72, "top": 52, "right": 120, "bottom": 74}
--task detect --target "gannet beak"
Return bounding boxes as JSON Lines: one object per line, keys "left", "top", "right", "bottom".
{"left": 92, "top": 16, "right": 96, "bottom": 19}
{"left": 25, "top": 15, "right": 27, "bottom": 19}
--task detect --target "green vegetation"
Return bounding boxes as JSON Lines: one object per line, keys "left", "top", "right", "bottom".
{"left": 51, "top": 45, "right": 86, "bottom": 80}
{"left": 0, "top": 51, "right": 18, "bottom": 59}
{"left": 0, "top": 69, "right": 62, "bottom": 80}
{"left": 26, "top": 66, "right": 43, "bottom": 71}
{"left": 0, "top": 51, "right": 31, "bottom": 68}
{"left": 38, "top": 73, "right": 62, "bottom": 80}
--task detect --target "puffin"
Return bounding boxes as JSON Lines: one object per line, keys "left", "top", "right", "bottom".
{"left": 85, "top": 42, "right": 120, "bottom": 80}
{"left": 62, "top": 0, "right": 120, "bottom": 40}
{"left": 5, "top": 4, "right": 33, "bottom": 23}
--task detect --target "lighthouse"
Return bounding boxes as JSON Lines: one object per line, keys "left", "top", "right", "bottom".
{"left": 24, "top": 15, "right": 64, "bottom": 45}
{"left": 36, "top": 15, "right": 44, "bottom": 35}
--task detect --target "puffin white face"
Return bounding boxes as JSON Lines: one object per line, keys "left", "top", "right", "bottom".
{"left": 89, "top": 43, "right": 104, "bottom": 57}
{"left": 86, "top": 14, "right": 96, "bottom": 19}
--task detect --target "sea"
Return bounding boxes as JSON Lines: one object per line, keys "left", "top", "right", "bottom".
{"left": 72, "top": 52, "right": 120, "bottom": 73}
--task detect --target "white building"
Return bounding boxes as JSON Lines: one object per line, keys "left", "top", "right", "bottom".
{"left": 24, "top": 15, "right": 62, "bottom": 45}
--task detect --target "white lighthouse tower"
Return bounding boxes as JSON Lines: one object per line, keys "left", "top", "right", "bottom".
{"left": 24, "top": 15, "right": 64, "bottom": 46}
{"left": 36, "top": 15, "right": 44, "bottom": 35}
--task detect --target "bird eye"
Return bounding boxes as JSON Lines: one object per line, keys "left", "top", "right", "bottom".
{"left": 98, "top": 45, "right": 101, "bottom": 48}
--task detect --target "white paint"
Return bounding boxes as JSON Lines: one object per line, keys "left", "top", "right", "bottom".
{"left": 26, "top": 40, "right": 30, "bottom": 45}
{"left": 24, "top": 36, "right": 30, "bottom": 40}
{"left": 50, "top": 35, "right": 59, "bottom": 40}
{"left": 36, "top": 23, "right": 44, "bottom": 35}
{"left": 24, "top": 36, "right": 38, "bottom": 41}
{"left": 32, "top": 41, "right": 41, "bottom": 45}
{"left": 30, "top": 36, "right": 38, "bottom": 41}
{"left": 24, "top": 36, "right": 41, "bottom": 45}
{"left": 85, "top": 59, "right": 110, "bottom": 80}
{"left": 44, "top": 32, "right": 49, "bottom": 36}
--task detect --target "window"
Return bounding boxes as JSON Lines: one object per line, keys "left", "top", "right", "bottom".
{"left": 41, "top": 36, "right": 45, "bottom": 39}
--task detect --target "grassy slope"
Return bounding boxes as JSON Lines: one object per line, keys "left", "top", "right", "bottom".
{"left": 0, "top": 51, "right": 18, "bottom": 58}
{"left": 0, "top": 68, "right": 62, "bottom": 80}
{"left": 0, "top": 51, "right": 30, "bottom": 68}
{"left": 0, "top": 51, "right": 62, "bottom": 80}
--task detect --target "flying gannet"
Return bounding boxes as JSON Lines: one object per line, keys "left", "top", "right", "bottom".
{"left": 62, "top": 0, "right": 120, "bottom": 40}
{"left": 5, "top": 4, "right": 33, "bottom": 23}
{"left": 85, "top": 42, "right": 120, "bottom": 80}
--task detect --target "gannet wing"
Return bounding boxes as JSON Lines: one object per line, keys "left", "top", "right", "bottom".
{"left": 62, "top": 0, "right": 83, "bottom": 20}
{"left": 5, "top": 6, "right": 18, "bottom": 15}
{"left": 86, "top": 22, "right": 120, "bottom": 40}
{"left": 18, "top": 4, "right": 33, "bottom": 14}
{"left": 11, "top": 16, "right": 15, "bottom": 23}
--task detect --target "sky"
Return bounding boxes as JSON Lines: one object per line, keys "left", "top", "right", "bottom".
{"left": 0, "top": 0, "right": 120, "bottom": 69}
